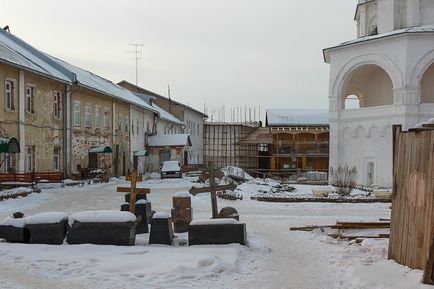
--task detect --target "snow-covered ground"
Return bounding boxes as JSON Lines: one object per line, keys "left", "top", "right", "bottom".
{"left": 0, "top": 178, "right": 429, "bottom": 289}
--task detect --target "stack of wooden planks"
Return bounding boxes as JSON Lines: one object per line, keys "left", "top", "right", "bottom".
{"left": 290, "top": 220, "right": 390, "bottom": 243}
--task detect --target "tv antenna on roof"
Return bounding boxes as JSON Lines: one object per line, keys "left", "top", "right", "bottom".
{"left": 127, "top": 43, "right": 144, "bottom": 86}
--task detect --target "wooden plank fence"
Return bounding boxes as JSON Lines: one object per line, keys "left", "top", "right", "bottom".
{"left": 388, "top": 125, "right": 434, "bottom": 272}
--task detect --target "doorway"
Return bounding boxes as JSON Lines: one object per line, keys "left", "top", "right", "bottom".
{"left": 367, "top": 161, "right": 375, "bottom": 186}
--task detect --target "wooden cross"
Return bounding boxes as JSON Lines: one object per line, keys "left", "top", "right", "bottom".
{"left": 189, "top": 162, "right": 237, "bottom": 218}
{"left": 116, "top": 170, "right": 150, "bottom": 214}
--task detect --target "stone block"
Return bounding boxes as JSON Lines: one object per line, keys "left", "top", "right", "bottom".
{"left": 149, "top": 212, "right": 174, "bottom": 245}
{"left": 0, "top": 225, "right": 30, "bottom": 243}
{"left": 27, "top": 221, "right": 67, "bottom": 245}
{"left": 171, "top": 208, "right": 192, "bottom": 233}
{"left": 26, "top": 212, "right": 69, "bottom": 245}
{"left": 172, "top": 196, "right": 191, "bottom": 209}
{"left": 67, "top": 210, "right": 136, "bottom": 246}
{"left": 124, "top": 193, "right": 147, "bottom": 203}
{"left": 188, "top": 218, "right": 247, "bottom": 246}
{"left": 218, "top": 207, "right": 239, "bottom": 221}
{"left": 0, "top": 214, "right": 29, "bottom": 243}
{"left": 120, "top": 202, "right": 151, "bottom": 234}
{"left": 121, "top": 200, "right": 152, "bottom": 222}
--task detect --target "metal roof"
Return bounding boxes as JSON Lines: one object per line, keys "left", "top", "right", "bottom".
{"left": 148, "top": 134, "right": 191, "bottom": 147}
{"left": 45, "top": 55, "right": 158, "bottom": 113}
{"left": 89, "top": 146, "right": 113, "bottom": 153}
{"left": 0, "top": 30, "right": 158, "bottom": 113}
{"left": 0, "top": 137, "right": 20, "bottom": 153}
{"left": 0, "top": 29, "right": 71, "bottom": 83}
{"left": 324, "top": 25, "right": 434, "bottom": 62}
{"left": 152, "top": 103, "right": 184, "bottom": 126}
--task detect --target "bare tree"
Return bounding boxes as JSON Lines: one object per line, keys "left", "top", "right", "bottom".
{"left": 330, "top": 165, "right": 358, "bottom": 196}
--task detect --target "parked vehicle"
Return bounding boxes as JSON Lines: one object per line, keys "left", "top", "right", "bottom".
{"left": 161, "top": 161, "right": 182, "bottom": 179}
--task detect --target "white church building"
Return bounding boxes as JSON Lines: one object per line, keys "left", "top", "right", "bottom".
{"left": 324, "top": 0, "right": 434, "bottom": 187}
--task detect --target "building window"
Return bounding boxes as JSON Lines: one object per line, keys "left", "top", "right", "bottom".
{"left": 26, "top": 85, "right": 35, "bottom": 113}
{"left": 85, "top": 105, "right": 91, "bottom": 128}
{"left": 2, "top": 153, "right": 16, "bottom": 173}
{"left": 54, "top": 91, "right": 62, "bottom": 118}
{"left": 53, "top": 147, "right": 60, "bottom": 170}
{"left": 132, "top": 122, "right": 135, "bottom": 135}
{"left": 197, "top": 124, "right": 200, "bottom": 136}
{"left": 74, "top": 102, "right": 81, "bottom": 127}
{"left": 125, "top": 116, "right": 128, "bottom": 133}
{"left": 5, "top": 79, "right": 16, "bottom": 111}
{"left": 95, "top": 107, "right": 100, "bottom": 129}
{"left": 118, "top": 113, "right": 122, "bottom": 130}
{"left": 104, "top": 109, "right": 109, "bottom": 130}
{"left": 136, "top": 121, "right": 139, "bottom": 135}
{"left": 146, "top": 122, "right": 150, "bottom": 134}
{"left": 26, "top": 146, "right": 35, "bottom": 172}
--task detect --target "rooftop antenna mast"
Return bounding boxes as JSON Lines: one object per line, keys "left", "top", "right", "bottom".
{"left": 127, "top": 43, "right": 144, "bottom": 86}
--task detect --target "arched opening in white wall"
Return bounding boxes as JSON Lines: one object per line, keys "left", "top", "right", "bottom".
{"left": 344, "top": 94, "right": 360, "bottom": 109}
{"left": 342, "top": 64, "right": 394, "bottom": 109}
{"left": 421, "top": 62, "right": 434, "bottom": 103}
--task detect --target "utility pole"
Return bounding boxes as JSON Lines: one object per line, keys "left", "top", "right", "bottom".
{"left": 127, "top": 43, "right": 144, "bottom": 86}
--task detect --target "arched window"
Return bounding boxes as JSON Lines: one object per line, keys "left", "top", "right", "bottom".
{"left": 342, "top": 64, "right": 393, "bottom": 109}
{"left": 421, "top": 62, "right": 434, "bottom": 103}
{"left": 344, "top": 95, "right": 360, "bottom": 109}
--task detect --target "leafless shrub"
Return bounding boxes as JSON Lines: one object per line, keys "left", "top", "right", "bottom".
{"left": 330, "top": 165, "right": 358, "bottom": 196}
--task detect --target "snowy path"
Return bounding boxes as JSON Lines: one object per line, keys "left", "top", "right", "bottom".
{"left": 0, "top": 179, "right": 429, "bottom": 289}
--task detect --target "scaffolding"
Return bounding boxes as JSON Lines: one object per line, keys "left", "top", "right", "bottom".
{"left": 204, "top": 122, "right": 330, "bottom": 178}
{"left": 203, "top": 122, "right": 259, "bottom": 169}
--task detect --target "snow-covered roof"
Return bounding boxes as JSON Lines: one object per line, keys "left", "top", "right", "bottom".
{"left": 148, "top": 134, "right": 191, "bottom": 147}
{"left": 118, "top": 80, "right": 208, "bottom": 118}
{"left": 0, "top": 29, "right": 71, "bottom": 83}
{"left": 132, "top": 91, "right": 155, "bottom": 104}
{"left": 0, "top": 30, "right": 157, "bottom": 113}
{"left": 45, "top": 55, "right": 158, "bottom": 113}
{"left": 266, "top": 109, "right": 329, "bottom": 126}
{"left": 152, "top": 103, "right": 184, "bottom": 126}
{"left": 324, "top": 25, "right": 434, "bottom": 62}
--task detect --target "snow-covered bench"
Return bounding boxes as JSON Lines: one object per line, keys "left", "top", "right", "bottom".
{"left": 188, "top": 218, "right": 247, "bottom": 246}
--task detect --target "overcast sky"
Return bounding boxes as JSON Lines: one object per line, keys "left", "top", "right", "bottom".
{"left": 1, "top": 0, "right": 358, "bottom": 121}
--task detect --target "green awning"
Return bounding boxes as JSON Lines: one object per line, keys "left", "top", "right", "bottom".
{"left": 134, "top": 150, "right": 148, "bottom": 156}
{"left": 89, "top": 146, "right": 113, "bottom": 153}
{"left": 0, "top": 137, "right": 20, "bottom": 153}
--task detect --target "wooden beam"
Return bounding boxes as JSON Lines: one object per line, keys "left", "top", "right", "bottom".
{"left": 117, "top": 187, "right": 150, "bottom": 194}
{"left": 189, "top": 183, "right": 237, "bottom": 196}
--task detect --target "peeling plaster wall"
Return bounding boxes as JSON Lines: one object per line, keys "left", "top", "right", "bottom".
{"left": 113, "top": 101, "right": 130, "bottom": 176}
{"left": 0, "top": 64, "right": 19, "bottom": 139}
{"left": 23, "top": 72, "right": 65, "bottom": 171}
{"left": 0, "top": 63, "right": 67, "bottom": 173}
{"left": 71, "top": 88, "right": 113, "bottom": 173}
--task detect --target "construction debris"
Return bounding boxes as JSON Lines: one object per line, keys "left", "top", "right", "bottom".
{"left": 290, "top": 220, "right": 390, "bottom": 243}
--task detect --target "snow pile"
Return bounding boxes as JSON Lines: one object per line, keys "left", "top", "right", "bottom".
{"left": 68, "top": 210, "right": 136, "bottom": 226}
{"left": 26, "top": 212, "right": 68, "bottom": 225}
{"left": 0, "top": 215, "right": 26, "bottom": 228}
{"left": 173, "top": 191, "right": 190, "bottom": 198}
{"left": 0, "top": 187, "right": 33, "bottom": 200}
{"left": 135, "top": 199, "right": 150, "bottom": 204}
{"left": 222, "top": 166, "right": 253, "bottom": 180}
{"left": 190, "top": 218, "right": 240, "bottom": 225}
{"left": 153, "top": 212, "right": 170, "bottom": 219}
{"left": 412, "top": 118, "right": 434, "bottom": 129}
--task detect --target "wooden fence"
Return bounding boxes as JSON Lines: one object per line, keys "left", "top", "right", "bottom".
{"left": 388, "top": 125, "right": 434, "bottom": 271}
